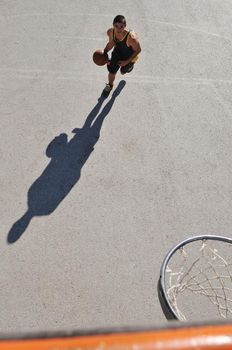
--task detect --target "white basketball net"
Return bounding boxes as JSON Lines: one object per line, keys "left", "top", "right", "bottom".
{"left": 166, "top": 240, "right": 232, "bottom": 320}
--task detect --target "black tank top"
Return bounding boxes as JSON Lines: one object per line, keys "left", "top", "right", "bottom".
{"left": 113, "top": 29, "right": 134, "bottom": 59}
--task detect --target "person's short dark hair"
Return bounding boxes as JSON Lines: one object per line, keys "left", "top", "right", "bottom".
{"left": 113, "top": 15, "right": 126, "bottom": 26}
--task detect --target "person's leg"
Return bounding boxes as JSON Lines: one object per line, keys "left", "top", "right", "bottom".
{"left": 120, "top": 62, "right": 134, "bottom": 75}
{"left": 102, "top": 54, "right": 119, "bottom": 97}
{"left": 108, "top": 72, "right": 116, "bottom": 86}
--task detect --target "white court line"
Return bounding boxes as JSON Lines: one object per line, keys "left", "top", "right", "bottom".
{"left": 2, "top": 12, "right": 231, "bottom": 42}
{"left": 51, "top": 36, "right": 104, "bottom": 41}
{"left": 1, "top": 68, "right": 232, "bottom": 86}
{"left": 128, "top": 75, "right": 232, "bottom": 85}
{"left": 3, "top": 12, "right": 112, "bottom": 19}
{"left": 145, "top": 18, "right": 229, "bottom": 41}
{"left": 0, "top": 35, "right": 104, "bottom": 41}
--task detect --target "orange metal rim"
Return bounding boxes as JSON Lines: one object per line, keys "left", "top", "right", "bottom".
{"left": 0, "top": 324, "right": 232, "bottom": 350}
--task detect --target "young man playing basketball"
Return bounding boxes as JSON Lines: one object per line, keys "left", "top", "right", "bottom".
{"left": 102, "top": 15, "right": 141, "bottom": 97}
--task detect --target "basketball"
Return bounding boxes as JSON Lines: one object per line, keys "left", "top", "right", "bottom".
{"left": 93, "top": 50, "right": 109, "bottom": 66}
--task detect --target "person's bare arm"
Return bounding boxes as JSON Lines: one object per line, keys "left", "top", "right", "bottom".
{"left": 118, "top": 31, "right": 141, "bottom": 67}
{"left": 103, "top": 28, "right": 115, "bottom": 54}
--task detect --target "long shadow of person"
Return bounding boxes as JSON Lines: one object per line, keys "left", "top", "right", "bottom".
{"left": 7, "top": 80, "right": 126, "bottom": 244}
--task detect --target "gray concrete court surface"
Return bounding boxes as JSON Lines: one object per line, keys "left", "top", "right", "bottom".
{"left": 1, "top": 0, "right": 232, "bottom": 333}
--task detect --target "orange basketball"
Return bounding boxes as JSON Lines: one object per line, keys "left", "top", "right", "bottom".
{"left": 93, "top": 50, "right": 109, "bottom": 66}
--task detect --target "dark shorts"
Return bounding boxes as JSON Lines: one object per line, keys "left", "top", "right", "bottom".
{"left": 107, "top": 50, "right": 134, "bottom": 75}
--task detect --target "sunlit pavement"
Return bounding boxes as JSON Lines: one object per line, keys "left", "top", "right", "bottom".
{"left": 1, "top": 1, "right": 232, "bottom": 333}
